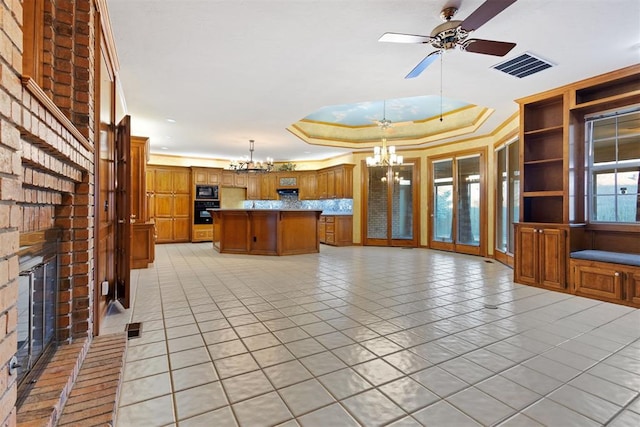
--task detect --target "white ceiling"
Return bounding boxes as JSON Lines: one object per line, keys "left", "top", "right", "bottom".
{"left": 105, "top": 0, "right": 640, "bottom": 162}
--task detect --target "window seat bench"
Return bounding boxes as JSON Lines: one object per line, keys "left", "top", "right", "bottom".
{"left": 569, "top": 250, "right": 640, "bottom": 307}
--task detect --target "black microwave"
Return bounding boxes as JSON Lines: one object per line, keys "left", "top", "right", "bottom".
{"left": 195, "top": 185, "right": 219, "bottom": 200}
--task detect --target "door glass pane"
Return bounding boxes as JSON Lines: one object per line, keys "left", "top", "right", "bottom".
{"left": 367, "top": 167, "right": 388, "bottom": 239}
{"left": 457, "top": 156, "right": 480, "bottom": 246}
{"left": 391, "top": 164, "right": 413, "bottom": 239}
{"left": 433, "top": 160, "right": 453, "bottom": 242}
{"left": 496, "top": 147, "right": 507, "bottom": 252}
{"left": 509, "top": 141, "right": 520, "bottom": 252}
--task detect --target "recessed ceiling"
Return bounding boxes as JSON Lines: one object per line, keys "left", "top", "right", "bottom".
{"left": 105, "top": 0, "right": 640, "bottom": 162}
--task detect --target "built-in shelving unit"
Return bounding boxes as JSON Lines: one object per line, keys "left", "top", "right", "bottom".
{"left": 520, "top": 94, "right": 567, "bottom": 224}
{"left": 515, "top": 64, "right": 640, "bottom": 308}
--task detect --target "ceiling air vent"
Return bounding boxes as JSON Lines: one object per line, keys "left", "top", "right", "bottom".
{"left": 492, "top": 52, "right": 554, "bottom": 78}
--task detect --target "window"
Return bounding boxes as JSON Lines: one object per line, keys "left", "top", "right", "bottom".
{"left": 587, "top": 110, "right": 640, "bottom": 223}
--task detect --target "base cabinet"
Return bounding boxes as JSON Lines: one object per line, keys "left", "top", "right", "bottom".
{"left": 192, "top": 224, "right": 215, "bottom": 243}
{"left": 131, "top": 222, "right": 155, "bottom": 269}
{"left": 515, "top": 223, "right": 566, "bottom": 290}
{"left": 570, "top": 259, "right": 640, "bottom": 307}
{"left": 319, "top": 215, "right": 352, "bottom": 246}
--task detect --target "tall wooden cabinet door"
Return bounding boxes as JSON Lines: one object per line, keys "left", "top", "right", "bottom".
{"left": 174, "top": 194, "right": 191, "bottom": 217}
{"left": 173, "top": 218, "right": 191, "bottom": 242}
{"left": 154, "top": 168, "right": 174, "bottom": 193}
{"left": 155, "top": 193, "right": 174, "bottom": 217}
{"left": 299, "top": 172, "right": 317, "bottom": 200}
{"left": 173, "top": 169, "right": 191, "bottom": 193}
{"left": 146, "top": 169, "right": 156, "bottom": 220}
{"left": 317, "top": 171, "right": 328, "bottom": 199}
{"left": 247, "top": 175, "right": 260, "bottom": 199}
{"left": 515, "top": 225, "right": 538, "bottom": 285}
{"left": 539, "top": 228, "right": 566, "bottom": 289}
{"left": 326, "top": 169, "right": 336, "bottom": 198}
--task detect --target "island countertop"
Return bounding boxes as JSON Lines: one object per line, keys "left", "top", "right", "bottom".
{"left": 207, "top": 209, "right": 322, "bottom": 256}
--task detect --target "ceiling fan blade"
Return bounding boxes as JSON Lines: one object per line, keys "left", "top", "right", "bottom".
{"left": 463, "top": 39, "right": 516, "bottom": 56}
{"left": 460, "top": 0, "right": 518, "bottom": 32}
{"left": 379, "top": 32, "right": 434, "bottom": 44}
{"left": 405, "top": 51, "right": 441, "bottom": 79}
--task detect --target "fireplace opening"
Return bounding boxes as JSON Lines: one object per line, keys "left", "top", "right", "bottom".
{"left": 16, "top": 231, "right": 59, "bottom": 395}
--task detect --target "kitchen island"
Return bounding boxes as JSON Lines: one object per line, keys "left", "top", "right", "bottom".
{"left": 209, "top": 209, "right": 323, "bottom": 256}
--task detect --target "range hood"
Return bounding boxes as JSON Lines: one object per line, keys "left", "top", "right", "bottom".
{"left": 277, "top": 188, "right": 299, "bottom": 195}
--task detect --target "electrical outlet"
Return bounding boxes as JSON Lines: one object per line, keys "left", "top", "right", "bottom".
{"left": 101, "top": 281, "right": 109, "bottom": 296}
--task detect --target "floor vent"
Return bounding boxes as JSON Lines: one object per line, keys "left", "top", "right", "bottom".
{"left": 125, "top": 322, "right": 142, "bottom": 339}
{"left": 492, "top": 52, "right": 554, "bottom": 78}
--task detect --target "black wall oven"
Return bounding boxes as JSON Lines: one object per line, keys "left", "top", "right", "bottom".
{"left": 194, "top": 200, "right": 220, "bottom": 224}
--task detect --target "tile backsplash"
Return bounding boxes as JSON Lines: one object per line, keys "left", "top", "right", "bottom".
{"left": 244, "top": 195, "right": 353, "bottom": 214}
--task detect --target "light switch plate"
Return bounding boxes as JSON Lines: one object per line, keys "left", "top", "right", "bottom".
{"left": 101, "top": 281, "right": 109, "bottom": 296}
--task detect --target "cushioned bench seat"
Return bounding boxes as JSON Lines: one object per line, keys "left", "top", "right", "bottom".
{"left": 570, "top": 250, "right": 640, "bottom": 267}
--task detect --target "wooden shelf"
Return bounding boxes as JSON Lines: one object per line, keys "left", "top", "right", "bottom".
{"left": 523, "top": 125, "right": 564, "bottom": 136}
{"left": 572, "top": 89, "right": 640, "bottom": 112}
{"left": 523, "top": 191, "right": 564, "bottom": 198}
{"left": 523, "top": 158, "right": 563, "bottom": 166}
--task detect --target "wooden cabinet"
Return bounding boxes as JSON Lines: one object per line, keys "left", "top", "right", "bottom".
{"left": 130, "top": 136, "right": 155, "bottom": 269}
{"left": 319, "top": 215, "right": 352, "bottom": 246}
{"left": 299, "top": 171, "right": 317, "bottom": 200}
{"left": 131, "top": 222, "right": 155, "bottom": 269}
{"left": 570, "top": 259, "right": 640, "bottom": 307}
{"left": 149, "top": 166, "right": 191, "bottom": 243}
{"left": 192, "top": 224, "right": 214, "bottom": 242}
{"left": 212, "top": 209, "right": 321, "bottom": 255}
{"left": 515, "top": 223, "right": 567, "bottom": 290}
{"left": 260, "top": 173, "right": 278, "bottom": 200}
{"left": 222, "top": 170, "right": 248, "bottom": 188}
{"left": 192, "top": 167, "right": 221, "bottom": 185}
{"left": 317, "top": 165, "right": 354, "bottom": 199}
{"left": 247, "top": 175, "right": 261, "bottom": 200}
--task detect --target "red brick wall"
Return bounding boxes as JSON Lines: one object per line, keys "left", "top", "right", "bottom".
{"left": 0, "top": 0, "right": 98, "bottom": 425}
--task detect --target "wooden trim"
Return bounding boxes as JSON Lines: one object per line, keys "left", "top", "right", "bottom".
{"left": 95, "top": 0, "right": 120, "bottom": 73}
{"left": 22, "top": 0, "right": 44, "bottom": 86}
{"left": 22, "top": 77, "right": 93, "bottom": 153}
{"left": 585, "top": 223, "right": 640, "bottom": 233}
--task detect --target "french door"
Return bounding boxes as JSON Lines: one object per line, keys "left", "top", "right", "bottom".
{"left": 429, "top": 151, "right": 486, "bottom": 256}
{"left": 495, "top": 138, "right": 519, "bottom": 266}
{"left": 363, "top": 159, "right": 419, "bottom": 247}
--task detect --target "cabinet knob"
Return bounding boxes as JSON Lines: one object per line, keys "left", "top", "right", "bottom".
{"left": 614, "top": 272, "right": 620, "bottom": 277}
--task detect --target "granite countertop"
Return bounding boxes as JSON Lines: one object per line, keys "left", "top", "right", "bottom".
{"left": 321, "top": 212, "right": 353, "bottom": 216}
{"left": 207, "top": 208, "right": 323, "bottom": 212}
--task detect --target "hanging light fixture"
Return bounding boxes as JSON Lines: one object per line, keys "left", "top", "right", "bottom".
{"left": 366, "top": 101, "right": 403, "bottom": 167}
{"left": 229, "top": 139, "right": 274, "bottom": 173}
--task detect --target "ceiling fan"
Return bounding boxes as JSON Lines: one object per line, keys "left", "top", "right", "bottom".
{"left": 380, "top": 0, "right": 519, "bottom": 79}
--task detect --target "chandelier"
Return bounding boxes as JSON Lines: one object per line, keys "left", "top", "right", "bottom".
{"left": 229, "top": 140, "right": 274, "bottom": 173}
{"left": 366, "top": 138, "right": 403, "bottom": 167}
{"left": 366, "top": 101, "right": 403, "bottom": 167}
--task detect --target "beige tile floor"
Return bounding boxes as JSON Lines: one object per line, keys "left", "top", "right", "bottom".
{"left": 114, "top": 243, "right": 640, "bottom": 426}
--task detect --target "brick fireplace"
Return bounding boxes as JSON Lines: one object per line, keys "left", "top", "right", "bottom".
{"left": 0, "top": 0, "right": 107, "bottom": 425}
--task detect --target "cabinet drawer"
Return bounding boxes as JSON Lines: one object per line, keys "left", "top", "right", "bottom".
{"left": 325, "top": 223, "right": 335, "bottom": 233}
{"left": 325, "top": 233, "right": 335, "bottom": 244}
{"left": 324, "top": 216, "right": 335, "bottom": 223}
{"left": 572, "top": 260, "right": 623, "bottom": 300}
